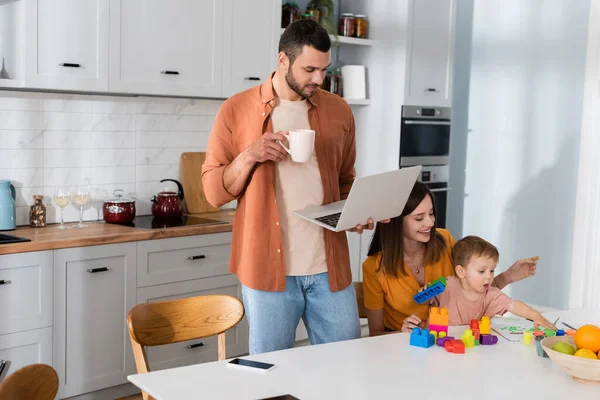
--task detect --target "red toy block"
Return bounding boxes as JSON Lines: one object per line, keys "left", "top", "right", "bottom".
{"left": 444, "top": 339, "right": 465, "bottom": 354}
{"left": 472, "top": 328, "right": 480, "bottom": 341}
{"left": 470, "top": 319, "right": 479, "bottom": 330}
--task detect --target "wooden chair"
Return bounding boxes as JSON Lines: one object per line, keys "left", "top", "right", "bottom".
{"left": 353, "top": 281, "right": 368, "bottom": 319}
{"left": 0, "top": 364, "right": 58, "bottom": 400}
{"left": 127, "top": 295, "right": 245, "bottom": 400}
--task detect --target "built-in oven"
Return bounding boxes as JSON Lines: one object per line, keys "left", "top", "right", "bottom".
{"left": 418, "top": 165, "right": 449, "bottom": 229}
{"left": 399, "top": 105, "right": 451, "bottom": 167}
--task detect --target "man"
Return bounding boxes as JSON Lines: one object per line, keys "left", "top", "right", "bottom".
{"left": 202, "top": 20, "right": 374, "bottom": 354}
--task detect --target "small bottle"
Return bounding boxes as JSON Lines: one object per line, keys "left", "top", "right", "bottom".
{"left": 30, "top": 195, "right": 47, "bottom": 227}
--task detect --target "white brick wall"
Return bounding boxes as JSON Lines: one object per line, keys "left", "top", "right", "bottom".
{"left": 0, "top": 90, "right": 224, "bottom": 226}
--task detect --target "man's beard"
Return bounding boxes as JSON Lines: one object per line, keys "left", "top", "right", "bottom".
{"left": 285, "top": 68, "right": 319, "bottom": 99}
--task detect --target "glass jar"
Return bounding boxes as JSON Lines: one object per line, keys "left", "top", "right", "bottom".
{"left": 29, "top": 195, "right": 46, "bottom": 227}
{"left": 355, "top": 15, "right": 368, "bottom": 39}
{"left": 339, "top": 13, "right": 356, "bottom": 37}
{"left": 281, "top": 2, "right": 301, "bottom": 29}
{"left": 325, "top": 69, "right": 342, "bottom": 97}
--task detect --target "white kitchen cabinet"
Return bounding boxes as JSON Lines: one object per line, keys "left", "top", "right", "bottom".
{"left": 221, "top": 0, "right": 280, "bottom": 97}
{"left": 404, "top": 0, "right": 456, "bottom": 107}
{"left": 53, "top": 243, "right": 136, "bottom": 399}
{"left": 0, "top": 251, "right": 52, "bottom": 336}
{"left": 137, "top": 233, "right": 232, "bottom": 287}
{"left": 24, "top": 0, "right": 110, "bottom": 91}
{"left": 0, "top": 328, "right": 52, "bottom": 382}
{"left": 109, "top": 0, "right": 224, "bottom": 97}
{"left": 136, "top": 274, "right": 248, "bottom": 371}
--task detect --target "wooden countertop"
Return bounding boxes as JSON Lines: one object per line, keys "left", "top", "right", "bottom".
{"left": 0, "top": 211, "right": 235, "bottom": 255}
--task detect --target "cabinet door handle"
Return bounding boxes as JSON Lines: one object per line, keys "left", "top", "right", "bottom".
{"left": 161, "top": 70, "right": 180, "bottom": 75}
{"left": 244, "top": 77, "right": 261, "bottom": 81}
{"left": 186, "top": 342, "right": 204, "bottom": 349}
{"left": 59, "top": 63, "right": 81, "bottom": 68}
{"left": 0, "top": 280, "right": 11, "bottom": 285}
{"left": 187, "top": 255, "right": 206, "bottom": 261}
{"left": 0, "top": 360, "right": 6, "bottom": 377}
{"left": 425, "top": 88, "right": 438, "bottom": 92}
{"left": 86, "top": 267, "right": 109, "bottom": 273}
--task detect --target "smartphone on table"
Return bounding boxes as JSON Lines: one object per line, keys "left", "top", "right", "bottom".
{"left": 226, "top": 358, "right": 275, "bottom": 373}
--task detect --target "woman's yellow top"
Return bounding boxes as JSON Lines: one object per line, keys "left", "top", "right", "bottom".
{"left": 362, "top": 228, "right": 456, "bottom": 331}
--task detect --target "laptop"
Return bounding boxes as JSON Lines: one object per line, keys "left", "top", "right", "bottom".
{"left": 294, "top": 165, "right": 422, "bottom": 232}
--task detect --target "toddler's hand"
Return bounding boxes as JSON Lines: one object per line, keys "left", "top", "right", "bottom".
{"left": 534, "top": 314, "right": 557, "bottom": 331}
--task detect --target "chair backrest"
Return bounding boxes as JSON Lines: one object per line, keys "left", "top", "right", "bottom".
{"left": 0, "top": 364, "right": 58, "bottom": 400}
{"left": 353, "top": 282, "right": 368, "bottom": 319}
{"left": 128, "top": 294, "right": 244, "bottom": 384}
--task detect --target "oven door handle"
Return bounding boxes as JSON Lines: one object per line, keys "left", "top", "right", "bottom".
{"left": 404, "top": 120, "right": 451, "bottom": 126}
{"left": 429, "top": 188, "right": 449, "bottom": 193}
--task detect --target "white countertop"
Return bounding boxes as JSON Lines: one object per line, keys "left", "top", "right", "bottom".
{"left": 129, "top": 308, "right": 600, "bottom": 400}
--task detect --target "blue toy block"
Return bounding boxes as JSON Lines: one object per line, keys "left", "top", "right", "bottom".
{"left": 410, "top": 328, "right": 435, "bottom": 348}
{"left": 413, "top": 276, "right": 447, "bottom": 304}
{"left": 556, "top": 330, "right": 566, "bottom": 337}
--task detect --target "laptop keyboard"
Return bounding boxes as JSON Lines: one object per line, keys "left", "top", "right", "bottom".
{"left": 315, "top": 212, "right": 341, "bottom": 228}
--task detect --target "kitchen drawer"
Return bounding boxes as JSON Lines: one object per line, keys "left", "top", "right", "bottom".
{"left": 0, "top": 327, "right": 53, "bottom": 382}
{"left": 0, "top": 251, "right": 53, "bottom": 335}
{"left": 136, "top": 274, "right": 248, "bottom": 370}
{"left": 137, "top": 233, "right": 232, "bottom": 287}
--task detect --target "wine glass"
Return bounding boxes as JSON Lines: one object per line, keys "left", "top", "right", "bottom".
{"left": 53, "top": 186, "right": 71, "bottom": 230}
{"left": 73, "top": 185, "right": 90, "bottom": 228}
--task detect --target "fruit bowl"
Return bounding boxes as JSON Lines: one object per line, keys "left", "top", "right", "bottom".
{"left": 541, "top": 336, "right": 600, "bottom": 385}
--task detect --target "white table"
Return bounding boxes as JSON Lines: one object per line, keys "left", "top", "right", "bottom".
{"left": 128, "top": 309, "right": 600, "bottom": 400}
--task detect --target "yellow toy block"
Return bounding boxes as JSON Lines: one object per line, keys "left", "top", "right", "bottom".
{"left": 462, "top": 329, "right": 475, "bottom": 348}
{"left": 429, "top": 307, "right": 449, "bottom": 327}
{"left": 480, "top": 316, "right": 491, "bottom": 335}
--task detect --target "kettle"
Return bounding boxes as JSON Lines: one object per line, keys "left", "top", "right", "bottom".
{"left": 151, "top": 179, "right": 185, "bottom": 218}
{"left": 0, "top": 180, "right": 16, "bottom": 230}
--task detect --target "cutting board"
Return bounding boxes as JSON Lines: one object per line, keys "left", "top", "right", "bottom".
{"left": 180, "top": 152, "right": 220, "bottom": 214}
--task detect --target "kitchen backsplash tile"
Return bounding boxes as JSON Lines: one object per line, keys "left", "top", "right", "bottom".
{"left": 0, "top": 90, "right": 225, "bottom": 226}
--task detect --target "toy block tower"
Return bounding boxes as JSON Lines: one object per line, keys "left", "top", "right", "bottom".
{"left": 413, "top": 276, "right": 447, "bottom": 304}
{"left": 429, "top": 307, "right": 449, "bottom": 334}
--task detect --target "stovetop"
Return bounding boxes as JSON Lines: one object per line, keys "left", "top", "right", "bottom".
{"left": 0, "top": 233, "right": 32, "bottom": 244}
{"left": 130, "top": 215, "right": 229, "bottom": 230}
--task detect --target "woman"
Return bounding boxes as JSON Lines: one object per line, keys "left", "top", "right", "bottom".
{"left": 362, "top": 181, "right": 538, "bottom": 335}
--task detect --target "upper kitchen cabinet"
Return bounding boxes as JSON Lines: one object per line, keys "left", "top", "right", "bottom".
{"left": 109, "top": 0, "right": 224, "bottom": 97}
{"left": 221, "top": 0, "right": 280, "bottom": 97}
{"left": 24, "top": 0, "right": 110, "bottom": 91}
{"left": 404, "top": 0, "right": 456, "bottom": 107}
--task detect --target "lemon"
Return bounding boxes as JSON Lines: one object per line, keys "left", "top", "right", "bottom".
{"left": 552, "top": 342, "right": 576, "bottom": 355}
{"left": 574, "top": 349, "right": 598, "bottom": 359}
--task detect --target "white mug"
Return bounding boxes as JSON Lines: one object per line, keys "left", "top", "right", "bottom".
{"left": 279, "top": 129, "right": 315, "bottom": 163}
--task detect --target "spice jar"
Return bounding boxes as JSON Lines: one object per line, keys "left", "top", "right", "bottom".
{"left": 29, "top": 195, "right": 46, "bottom": 227}
{"left": 355, "top": 15, "right": 368, "bottom": 39}
{"left": 339, "top": 13, "right": 356, "bottom": 37}
{"left": 281, "top": 2, "right": 301, "bottom": 29}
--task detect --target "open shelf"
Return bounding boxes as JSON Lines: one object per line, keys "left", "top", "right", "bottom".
{"left": 280, "top": 28, "right": 375, "bottom": 46}
{"left": 345, "top": 98, "right": 370, "bottom": 106}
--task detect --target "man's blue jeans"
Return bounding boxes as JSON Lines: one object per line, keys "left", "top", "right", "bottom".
{"left": 241, "top": 272, "right": 361, "bottom": 355}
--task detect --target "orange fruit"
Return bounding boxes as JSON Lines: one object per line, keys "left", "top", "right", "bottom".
{"left": 574, "top": 324, "right": 600, "bottom": 353}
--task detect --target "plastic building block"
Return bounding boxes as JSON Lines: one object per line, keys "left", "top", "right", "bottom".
{"left": 413, "top": 277, "right": 447, "bottom": 304}
{"left": 479, "top": 316, "right": 491, "bottom": 335}
{"left": 444, "top": 339, "right": 465, "bottom": 354}
{"left": 543, "top": 329, "right": 556, "bottom": 337}
{"left": 437, "top": 336, "right": 454, "bottom": 347}
{"left": 461, "top": 329, "right": 475, "bottom": 348}
{"left": 410, "top": 328, "right": 435, "bottom": 348}
{"left": 474, "top": 340, "right": 480, "bottom": 346}
{"left": 566, "top": 329, "right": 576, "bottom": 336}
{"left": 429, "top": 307, "right": 449, "bottom": 326}
{"left": 438, "top": 331, "right": 447, "bottom": 339}
{"left": 430, "top": 331, "right": 438, "bottom": 340}
{"left": 533, "top": 330, "right": 545, "bottom": 337}
{"left": 556, "top": 329, "right": 565, "bottom": 337}
{"left": 480, "top": 334, "right": 498, "bottom": 345}
{"left": 472, "top": 328, "right": 480, "bottom": 341}
{"left": 429, "top": 324, "right": 448, "bottom": 335}
{"left": 470, "top": 319, "right": 479, "bottom": 330}
{"left": 523, "top": 331, "right": 533, "bottom": 345}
